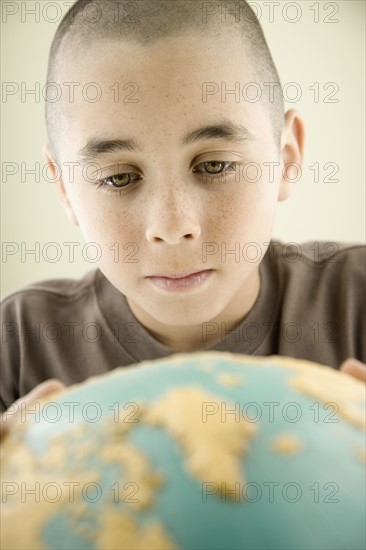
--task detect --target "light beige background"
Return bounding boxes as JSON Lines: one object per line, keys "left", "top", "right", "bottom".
{"left": 1, "top": 0, "right": 365, "bottom": 298}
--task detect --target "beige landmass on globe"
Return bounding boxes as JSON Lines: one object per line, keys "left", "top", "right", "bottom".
{"left": 354, "top": 447, "right": 366, "bottom": 464}
{"left": 217, "top": 372, "right": 244, "bottom": 387}
{"left": 97, "top": 511, "right": 179, "bottom": 549}
{"left": 100, "top": 440, "right": 163, "bottom": 509}
{"left": 142, "top": 386, "right": 258, "bottom": 495}
{"left": 270, "top": 433, "right": 305, "bottom": 455}
{"left": 285, "top": 363, "right": 366, "bottom": 431}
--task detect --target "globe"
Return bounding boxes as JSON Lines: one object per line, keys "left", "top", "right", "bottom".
{"left": 1, "top": 351, "right": 365, "bottom": 549}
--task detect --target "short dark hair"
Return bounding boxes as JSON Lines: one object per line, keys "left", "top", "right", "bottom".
{"left": 45, "top": 0, "right": 284, "bottom": 159}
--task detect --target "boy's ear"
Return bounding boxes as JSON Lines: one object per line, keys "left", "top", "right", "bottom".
{"left": 278, "top": 109, "right": 305, "bottom": 202}
{"left": 42, "top": 143, "right": 79, "bottom": 227}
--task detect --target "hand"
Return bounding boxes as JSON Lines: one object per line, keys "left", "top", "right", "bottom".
{"left": 340, "top": 358, "right": 366, "bottom": 383}
{"left": 0, "top": 379, "right": 66, "bottom": 443}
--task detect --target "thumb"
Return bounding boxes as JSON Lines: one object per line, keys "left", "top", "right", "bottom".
{"left": 25, "top": 379, "right": 66, "bottom": 402}
{"left": 340, "top": 358, "right": 366, "bottom": 382}
{"left": 0, "top": 379, "right": 66, "bottom": 442}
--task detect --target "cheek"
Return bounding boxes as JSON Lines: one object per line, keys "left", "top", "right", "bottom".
{"left": 90, "top": 214, "right": 140, "bottom": 257}
{"left": 68, "top": 188, "right": 140, "bottom": 255}
{"left": 217, "top": 176, "right": 278, "bottom": 237}
{"left": 78, "top": 210, "right": 143, "bottom": 283}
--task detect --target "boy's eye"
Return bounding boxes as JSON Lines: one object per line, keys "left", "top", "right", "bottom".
{"left": 193, "top": 160, "right": 236, "bottom": 176}
{"left": 194, "top": 161, "right": 232, "bottom": 175}
{"left": 108, "top": 174, "right": 136, "bottom": 187}
{"left": 94, "top": 160, "right": 238, "bottom": 196}
{"left": 95, "top": 172, "right": 141, "bottom": 195}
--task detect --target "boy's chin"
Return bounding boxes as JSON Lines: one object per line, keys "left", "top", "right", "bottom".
{"left": 141, "top": 299, "right": 227, "bottom": 327}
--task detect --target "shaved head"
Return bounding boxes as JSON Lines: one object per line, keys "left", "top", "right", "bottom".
{"left": 45, "top": 0, "right": 284, "bottom": 160}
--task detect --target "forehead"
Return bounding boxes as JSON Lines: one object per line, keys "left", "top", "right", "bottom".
{"left": 61, "top": 30, "right": 251, "bottom": 86}
{"left": 55, "top": 32, "right": 272, "bottom": 151}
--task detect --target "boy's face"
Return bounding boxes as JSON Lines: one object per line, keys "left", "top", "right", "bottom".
{"left": 47, "top": 31, "right": 303, "bottom": 347}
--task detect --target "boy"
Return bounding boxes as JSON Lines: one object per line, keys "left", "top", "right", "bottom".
{"left": 1, "top": 0, "right": 365, "bottom": 433}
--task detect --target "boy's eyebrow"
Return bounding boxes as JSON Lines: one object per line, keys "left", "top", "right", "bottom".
{"left": 78, "top": 119, "right": 254, "bottom": 161}
{"left": 182, "top": 120, "right": 254, "bottom": 146}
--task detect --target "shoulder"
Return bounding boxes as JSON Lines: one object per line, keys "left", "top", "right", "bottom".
{"left": 0, "top": 268, "right": 100, "bottom": 320}
{"left": 263, "top": 240, "right": 365, "bottom": 365}
{"left": 267, "top": 239, "right": 365, "bottom": 275}
{"left": 264, "top": 239, "right": 365, "bottom": 311}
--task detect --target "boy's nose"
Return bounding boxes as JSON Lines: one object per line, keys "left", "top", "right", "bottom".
{"left": 145, "top": 185, "right": 201, "bottom": 245}
{"left": 145, "top": 212, "right": 201, "bottom": 244}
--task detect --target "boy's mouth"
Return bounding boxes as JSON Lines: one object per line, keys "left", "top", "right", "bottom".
{"left": 147, "top": 269, "right": 213, "bottom": 280}
{"left": 146, "top": 269, "right": 214, "bottom": 292}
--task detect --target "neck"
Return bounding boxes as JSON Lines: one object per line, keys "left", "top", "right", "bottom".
{"left": 127, "top": 268, "right": 261, "bottom": 352}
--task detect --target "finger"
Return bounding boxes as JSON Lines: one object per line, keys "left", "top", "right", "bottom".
{"left": 0, "top": 379, "right": 66, "bottom": 442}
{"left": 0, "top": 417, "right": 9, "bottom": 442}
{"left": 340, "top": 359, "right": 366, "bottom": 382}
{"left": 24, "top": 379, "right": 66, "bottom": 403}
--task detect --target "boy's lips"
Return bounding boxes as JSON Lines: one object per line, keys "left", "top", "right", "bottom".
{"left": 147, "top": 269, "right": 213, "bottom": 280}
{"left": 146, "top": 269, "right": 215, "bottom": 292}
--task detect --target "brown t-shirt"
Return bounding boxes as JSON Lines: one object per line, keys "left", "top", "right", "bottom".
{"left": 1, "top": 240, "right": 365, "bottom": 412}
